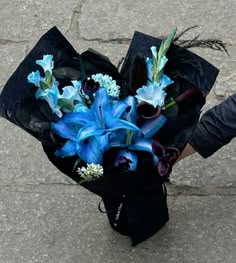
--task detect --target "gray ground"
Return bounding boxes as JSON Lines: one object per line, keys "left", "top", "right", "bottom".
{"left": 0, "top": 0, "right": 236, "bottom": 262}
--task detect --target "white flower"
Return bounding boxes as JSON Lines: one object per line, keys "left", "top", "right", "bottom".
{"left": 91, "top": 73, "right": 120, "bottom": 98}
{"left": 135, "top": 74, "right": 173, "bottom": 108}
{"left": 77, "top": 163, "right": 103, "bottom": 182}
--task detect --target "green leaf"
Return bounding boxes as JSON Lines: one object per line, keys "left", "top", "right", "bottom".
{"left": 72, "top": 158, "right": 81, "bottom": 172}
{"left": 39, "top": 81, "right": 49, "bottom": 91}
{"left": 162, "top": 27, "right": 177, "bottom": 57}
{"left": 58, "top": 98, "right": 75, "bottom": 111}
{"left": 45, "top": 70, "right": 53, "bottom": 87}
{"left": 156, "top": 27, "right": 177, "bottom": 82}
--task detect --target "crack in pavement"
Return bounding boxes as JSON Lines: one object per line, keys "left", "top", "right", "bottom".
{"left": 0, "top": 183, "right": 236, "bottom": 196}
{"left": 0, "top": 39, "right": 27, "bottom": 45}
{"left": 80, "top": 37, "right": 131, "bottom": 44}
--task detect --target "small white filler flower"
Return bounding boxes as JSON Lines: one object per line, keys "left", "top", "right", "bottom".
{"left": 77, "top": 163, "right": 104, "bottom": 182}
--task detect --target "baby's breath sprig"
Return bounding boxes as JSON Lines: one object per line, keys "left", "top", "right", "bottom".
{"left": 91, "top": 73, "right": 120, "bottom": 99}
{"left": 77, "top": 163, "right": 104, "bottom": 182}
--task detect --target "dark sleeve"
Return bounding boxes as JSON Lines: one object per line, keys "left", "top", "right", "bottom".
{"left": 189, "top": 93, "right": 236, "bottom": 158}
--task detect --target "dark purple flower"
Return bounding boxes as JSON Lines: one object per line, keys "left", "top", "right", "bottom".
{"left": 82, "top": 78, "right": 100, "bottom": 103}
{"left": 136, "top": 101, "right": 161, "bottom": 119}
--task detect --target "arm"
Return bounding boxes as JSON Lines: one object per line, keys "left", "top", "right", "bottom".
{"left": 177, "top": 93, "right": 236, "bottom": 161}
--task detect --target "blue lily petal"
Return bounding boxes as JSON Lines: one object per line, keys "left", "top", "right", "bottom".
{"left": 127, "top": 138, "right": 159, "bottom": 165}
{"left": 140, "top": 114, "right": 167, "bottom": 138}
{"left": 111, "top": 100, "right": 128, "bottom": 119}
{"left": 36, "top": 55, "right": 54, "bottom": 73}
{"left": 63, "top": 111, "right": 92, "bottom": 126}
{"left": 91, "top": 88, "right": 112, "bottom": 124}
{"left": 127, "top": 138, "right": 153, "bottom": 154}
{"left": 76, "top": 121, "right": 104, "bottom": 142}
{"left": 51, "top": 120, "right": 77, "bottom": 140}
{"left": 123, "top": 96, "right": 137, "bottom": 124}
{"left": 55, "top": 140, "right": 77, "bottom": 158}
{"left": 106, "top": 118, "right": 140, "bottom": 133}
{"left": 78, "top": 137, "right": 104, "bottom": 164}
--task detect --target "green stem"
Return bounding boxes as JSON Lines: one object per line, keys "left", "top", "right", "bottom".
{"left": 163, "top": 100, "right": 177, "bottom": 110}
{"left": 126, "top": 130, "right": 133, "bottom": 145}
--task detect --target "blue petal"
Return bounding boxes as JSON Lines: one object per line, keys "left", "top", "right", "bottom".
{"left": 111, "top": 100, "right": 128, "bottom": 119}
{"left": 76, "top": 121, "right": 104, "bottom": 142}
{"left": 51, "top": 120, "right": 77, "bottom": 140}
{"left": 135, "top": 83, "right": 167, "bottom": 108}
{"left": 71, "top": 80, "right": 82, "bottom": 89}
{"left": 91, "top": 88, "right": 111, "bottom": 123}
{"left": 160, "top": 74, "right": 174, "bottom": 89}
{"left": 109, "top": 129, "right": 127, "bottom": 147}
{"left": 36, "top": 55, "right": 54, "bottom": 73}
{"left": 158, "top": 56, "right": 168, "bottom": 72}
{"left": 106, "top": 118, "right": 140, "bottom": 133}
{"left": 55, "top": 140, "right": 77, "bottom": 158}
{"left": 60, "top": 85, "right": 78, "bottom": 100}
{"left": 73, "top": 103, "right": 88, "bottom": 113}
{"left": 146, "top": 57, "right": 153, "bottom": 82}
{"left": 140, "top": 114, "right": 167, "bottom": 138}
{"left": 151, "top": 46, "right": 157, "bottom": 59}
{"left": 78, "top": 137, "right": 103, "bottom": 164}
{"left": 27, "top": 70, "right": 41, "bottom": 87}
{"left": 63, "top": 112, "right": 91, "bottom": 126}
{"left": 123, "top": 96, "right": 137, "bottom": 124}
{"left": 127, "top": 137, "right": 154, "bottom": 154}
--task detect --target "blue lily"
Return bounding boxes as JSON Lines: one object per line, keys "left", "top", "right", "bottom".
{"left": 110, "top": 96, "right": 166, "bottom": 170}
{"left": 51, "top": 88, "right": 140, "bottom": 164}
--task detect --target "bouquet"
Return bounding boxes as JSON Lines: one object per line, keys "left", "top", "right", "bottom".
{"left": 0, "top": 26, "right": 223, "bottom": 245}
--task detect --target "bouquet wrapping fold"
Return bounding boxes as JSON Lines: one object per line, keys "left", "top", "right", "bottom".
{"left": 0, "top": 27, "right": 219, "bottom": 245}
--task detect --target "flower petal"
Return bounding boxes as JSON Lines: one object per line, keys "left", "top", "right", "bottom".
{"left": 36, "top": 55, "right": 54, "bottom": 73}
{"left": 55, "top": 140, "right": 77, "bottom": 158}
{"left": 111, "top": 100, "right": 128, "bottom": 119}
{"left": 106, "top": 118, "right": 140, "bottom": 133}
{"left": 140, "top": 114, "right": 167, "bottom": 138}
{"left": 63, "top": 112, "right": 91, "bottom": 126}
{"left": 27, "top": 70, "right": 41, "bottom": 87}
{"left": 123, "top": 96, "right": 137, "bottom": 123}
{"left": 158, "top": 56, "right": 168, "bottom": 72}
{"left": 76, "top": 121, "right": 104, "bottom": 142}
{"left": 146, "top": 57, "right": 153, "bottom": 82}
{"left": 135, "top": 83, "right": 167, "bottom": 108}
{"left": 78, "top": 137, "right": 103, "bottom": 164}
{"left": 91, "top": 88, "right": 111, "bottom": 123}
{"left": 51, "top": 120, "right": 77, "bottom": 140}
{"left": 160, "top": 74, "right": 174, "bottom": 89}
